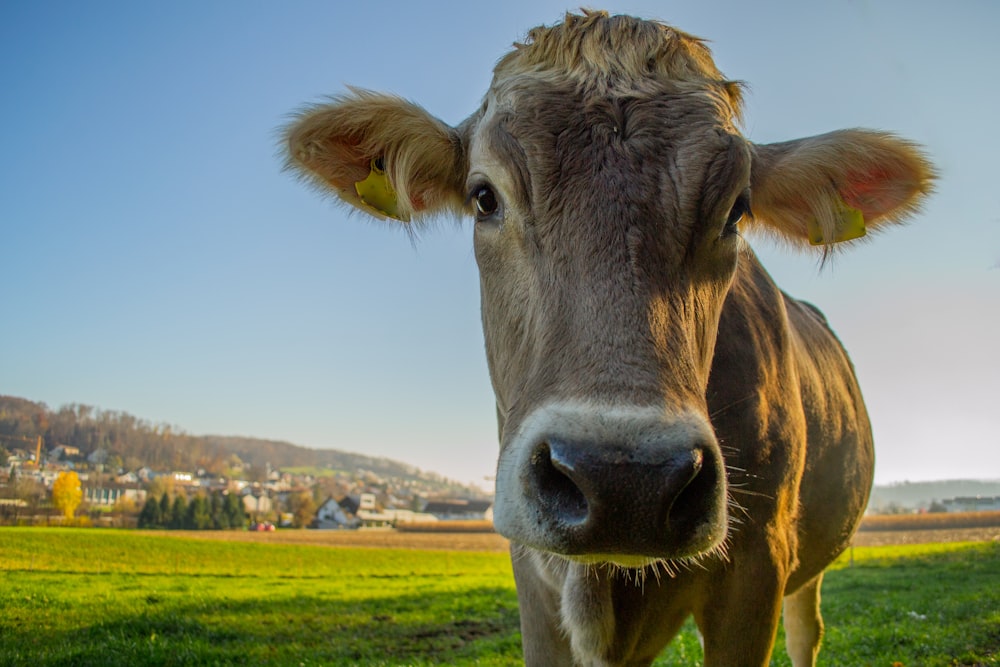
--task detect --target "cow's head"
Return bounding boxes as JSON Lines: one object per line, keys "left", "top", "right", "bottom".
{"left": 285, "top": 12, "right": 932, "bottom": 566}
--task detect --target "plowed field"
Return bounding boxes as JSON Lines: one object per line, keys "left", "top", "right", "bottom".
{"left": 156, "top": 523, "right": 999, "bottom": 551}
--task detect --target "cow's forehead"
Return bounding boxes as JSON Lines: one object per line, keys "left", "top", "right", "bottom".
{"left": 469, "top": 72, "right": 745, "bottom": 234}
{"left": 490, "top": 11, "right": 743, "bottom": 120}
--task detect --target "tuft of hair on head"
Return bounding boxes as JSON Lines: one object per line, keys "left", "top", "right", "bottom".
{"left": 495, "top": 10, "right": 744, "bottom": 122}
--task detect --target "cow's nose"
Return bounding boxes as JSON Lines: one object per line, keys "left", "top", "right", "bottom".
{"left": 525, "top": 436, "right": 723, "bottom": 558}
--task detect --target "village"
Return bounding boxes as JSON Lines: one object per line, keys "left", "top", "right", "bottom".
{"left": 0, "top": 437, "right": 494, "bottom": 530}
{"left": 5, "top": 437, "right": 1000, "bottom": 531}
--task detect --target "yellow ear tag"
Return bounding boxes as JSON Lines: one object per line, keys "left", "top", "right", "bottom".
{"left": 354, "top": 157, "right": 410, "bottom": 222}
{"left": 807, "top": 202, "right": 866, "bottom": 246}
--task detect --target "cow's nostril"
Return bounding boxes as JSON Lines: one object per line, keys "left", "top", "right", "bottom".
{"left": 665, "top": 445, "right": 721, "bottom": 535}
{"left": 530, "top": 441, "right": 588, "bottom": 525}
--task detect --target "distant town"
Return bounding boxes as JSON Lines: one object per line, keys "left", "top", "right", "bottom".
{"left": 0, "top": 395, "right": 491, "bottom": 529}
{"left": 1, "top": 445, "right": 494, "bottom": 530}
{"left": 2, "top": 395, "right": 998, "bottom": 528}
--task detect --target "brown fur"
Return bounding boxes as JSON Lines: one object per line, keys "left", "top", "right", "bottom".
{"left": 284, "top": 11, "right": 934, "bottom": 666}
{"left": 496, "top": 10, "right": 744, "bottom": 116}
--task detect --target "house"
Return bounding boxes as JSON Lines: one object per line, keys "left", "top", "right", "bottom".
{"left": 358, "top": 492, "right": 377, "bottom": 511}
{"left": 87, "top": 448, "right": 108, "bottom": 465}
{"left": 18, "top": 468, "right": 60, "bottom": 488}
{"left": 318, "top": 493, "right": 435, "bottom": 528}
{"left": 421, "top": 499, "right": 494, "bottom": 521}
{"left": 313, "top": 496, "right": 359, "bottom": 529}
{"left": 49, "top": 445, "right": 81, "bottom": 460}
{"left": 171, "top": 471, "right": 198, "bottom": 487}
{"left": 115, "top": 471, "right": 140, "bottom": 485}
{"left": 6, "top": 450, "right": 27, "bottom": 468}
{"left": 241, "top": 487, "right": 272, "bottom": 515}
{"left": 355, "top": 509, "right": 394, "bottom": 529}
{"left": 350, "top": 508, "right": 438, "bottom": 529}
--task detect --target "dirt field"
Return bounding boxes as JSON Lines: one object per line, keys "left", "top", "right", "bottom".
{"left": 156, "top": 524, "right": 1000, "bottom": 552}
{"left": 151, "top": 528, "right": 512, "bottom": 552}
{"left": 850, "top": 526, "right": 1000, "bottom": 547}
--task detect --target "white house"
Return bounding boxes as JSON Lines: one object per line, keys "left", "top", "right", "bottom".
{"left": 314, "top": 497, "right": 359, "bottom": 529}
{"left": 421, "top": 499, "right": 494, "bottom": 521}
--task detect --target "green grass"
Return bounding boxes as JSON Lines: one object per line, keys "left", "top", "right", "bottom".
{"left": 0, "top": 529, "right": 996, "bottom": 666}
{"left": 814, "top": 543, "right": 1000, "bottom": 667}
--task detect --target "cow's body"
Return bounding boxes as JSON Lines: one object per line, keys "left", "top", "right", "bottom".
{"left": 285, "top": 11, "right": 932, "bottom": 666}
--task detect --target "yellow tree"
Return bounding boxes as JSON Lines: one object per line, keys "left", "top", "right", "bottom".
{"left": 52, "top": 471, "right": 82, "bottom": 520}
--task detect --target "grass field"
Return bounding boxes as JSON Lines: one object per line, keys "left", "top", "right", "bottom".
{"left": 0, "top": 529, "right": 997, "bottom": 666}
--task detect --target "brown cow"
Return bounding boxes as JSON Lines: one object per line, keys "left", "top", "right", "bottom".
{"left": 284, "top": 11, "right": 933, "bottom": 666}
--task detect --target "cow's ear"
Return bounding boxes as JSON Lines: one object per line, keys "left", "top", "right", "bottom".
{"left": 749, "top": 130, "right": 935, "bottom": 247}
{"left": 285, "top": 89, "right": 466, "bottom": 222}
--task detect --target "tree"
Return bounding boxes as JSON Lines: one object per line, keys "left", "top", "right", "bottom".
{"left": 12, "top": 474, "right": 45, "bottom": 504}
{"left": 51, "top": 471, "right": 82, "bottom": 520}
{"left": 159, "top": 492, "right": 171, "bottom": 521}
{"left": 210, "top": 490, "right": 229, "bottom": 529}
{"left": 170, "top": 494, "right": 188, "bottom": 529}
{"left": 289, "top": 491, "right": 317, "bottom": 528}
{"left": 137, "top": 496, "right": 162, "bottom": 528}
{"left": 106, "top": 454, "right": 124, "bottom": 474}
{"left": 187, "top": 494, "right": 211, "bottom": 530}
{"left": 146, "top": 475, "right": 175, "bottom": 502}
{"left": 224, "top": 492, "right": 247, "bottom": 529}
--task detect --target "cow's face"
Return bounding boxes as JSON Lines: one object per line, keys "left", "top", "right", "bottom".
{"left": 285, "top": 12, "right": 933, "bottom": 567}
{"left": 469, "top": 61, "right": 748, "bottom": 562}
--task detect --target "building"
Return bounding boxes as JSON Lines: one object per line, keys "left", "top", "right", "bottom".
{"left": 312, "top": 495, "right": 437, "bottom": 529}
{"left": 941, "top": 496, "right": 1000, "bottom": 513}
{"left": 241, "top": 489, "right": 273, "bottom": 515}
{"left": 49, "top": 445, "right": 81, "bottom": 460}
{"left": 421, "top": 498, "right": 494, "bottom": 521}
{"left": 83, "top": 485, "right": 146, "bottom": 507}
{"left": 313, "top": 496, "right": 359, "bottom": 529}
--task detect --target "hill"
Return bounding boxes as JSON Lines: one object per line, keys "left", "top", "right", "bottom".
{"left": 202, "top": 434, "right": 478, "bottom": 494}
{"left": 0, "top": 395, "right": 484, "bottom": 496}
{"left": 869, "top": 479, "right": 1000, "bottom": 512}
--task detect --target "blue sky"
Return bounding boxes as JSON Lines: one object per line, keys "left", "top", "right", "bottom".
{"left": 2, "top": 1, "right": 997, "bottom": 490}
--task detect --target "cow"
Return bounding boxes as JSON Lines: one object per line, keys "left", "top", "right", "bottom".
{"left": 284, "top": 11, "right": 934, "bottom": 667}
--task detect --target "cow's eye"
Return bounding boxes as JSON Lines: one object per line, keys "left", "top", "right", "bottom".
{"left": 724, "top": 192, "right": 752, "bottom": 236}
{"left": 473, "top": 185, "right": 501, "bottom": 221}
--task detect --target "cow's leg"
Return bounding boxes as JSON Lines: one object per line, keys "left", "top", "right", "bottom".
{"left": 511, "top": 548, "right": 575, "bottom": 666}
{"left": 696, "top": 561, "right": 785, "bottom": 667}
{"left": 782, "top": 573, "right": 824, "bottom": 667}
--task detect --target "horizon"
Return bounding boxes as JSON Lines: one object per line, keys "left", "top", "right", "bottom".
{"left": 4, "top": 391, "right": 999, "bottom": 493}
{"left": 2, "top": 1, "right": 997, "bottom": 489}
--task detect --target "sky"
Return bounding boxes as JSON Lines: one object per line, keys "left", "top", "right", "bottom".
{"left": 1, "top": 1, "right": 997, "bottom": 491}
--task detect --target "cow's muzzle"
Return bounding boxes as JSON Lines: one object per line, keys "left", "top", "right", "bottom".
{"left": 493, "top": 403, "right": 728, "bottom": 563}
